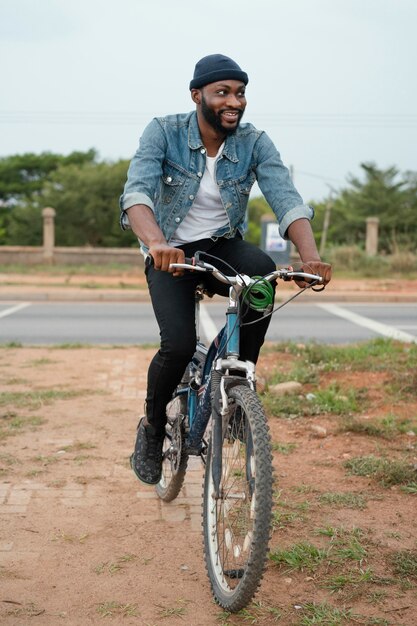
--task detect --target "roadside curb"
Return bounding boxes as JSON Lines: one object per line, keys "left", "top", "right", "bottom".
{"left": 1, "top": 289, "right": 417, "bottom": 303}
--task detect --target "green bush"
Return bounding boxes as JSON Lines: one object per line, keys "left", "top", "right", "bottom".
{"left": 327, "top": 246, "right": 365, "bottom": 271}
{"left": 387, "top": 251, "right": 417, "bottom": 273}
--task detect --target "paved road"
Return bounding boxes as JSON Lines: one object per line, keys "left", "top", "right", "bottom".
{"left": 1, "top": 300, "right": 417, "bottom": 345}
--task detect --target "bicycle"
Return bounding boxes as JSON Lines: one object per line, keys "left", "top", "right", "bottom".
{"left": 155, "top": 252, "right": 323, "bottom": 612}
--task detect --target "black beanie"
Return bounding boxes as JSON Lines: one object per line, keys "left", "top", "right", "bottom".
{"left": 189, "top": 54, "right": 248, "bottom": 90}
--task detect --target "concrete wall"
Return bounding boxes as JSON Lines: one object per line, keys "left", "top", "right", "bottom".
{"left": 0, "top": 245, "right": 144, "bottom": 267}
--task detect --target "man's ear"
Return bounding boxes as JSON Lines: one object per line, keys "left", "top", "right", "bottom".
{"left": 191, "top": 88, "right": 201, "bottom": 104}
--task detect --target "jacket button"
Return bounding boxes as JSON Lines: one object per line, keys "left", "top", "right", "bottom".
{"left": 197, "top": 171, "right": 203, "bottom": 177}
{"left": 166, "top": 176, "right": 172, "bottom": 183}
{"left": 189, "top": 195, "right": 194, "bottom": 200}
{"left": 200, "top": 148, "right": 206, "bottom": 154}
{"left": 175, "top": 217, "right": 181, "bottom": 223}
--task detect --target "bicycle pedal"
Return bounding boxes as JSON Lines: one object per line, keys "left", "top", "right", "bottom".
{"left": 223, "top": 568, "right": 244, "bottom": 579}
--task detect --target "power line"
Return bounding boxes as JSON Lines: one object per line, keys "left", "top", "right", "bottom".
{"left": 1, "top": 111, "right": 417, "bottom": 128}
{"left": 295, "top": 170, "right": 345, "bottom": 184}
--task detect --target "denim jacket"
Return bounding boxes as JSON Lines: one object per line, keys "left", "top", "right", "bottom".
{"left": 120, "top": 111, "right": 313, "bottom": 250}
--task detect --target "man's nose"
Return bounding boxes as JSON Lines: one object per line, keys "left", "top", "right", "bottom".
{"left": 225, "top": 93, "right": 242, "bottom": 108}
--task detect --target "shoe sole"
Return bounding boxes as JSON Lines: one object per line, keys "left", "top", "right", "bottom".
{"left": 130, "top": 454, "right": 161, "bottom": 486}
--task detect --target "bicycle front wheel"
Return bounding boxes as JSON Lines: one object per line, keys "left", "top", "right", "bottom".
{"left": 203, "top": 384, "right": 273, "bottom": 612}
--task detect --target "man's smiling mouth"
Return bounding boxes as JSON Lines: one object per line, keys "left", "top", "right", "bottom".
{"left": 222, "top": 110, "right": 239, "bottom": 120}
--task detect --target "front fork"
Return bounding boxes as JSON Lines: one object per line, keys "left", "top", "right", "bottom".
{"left": 211, "top": 360, "right": 256, "bottom": 499}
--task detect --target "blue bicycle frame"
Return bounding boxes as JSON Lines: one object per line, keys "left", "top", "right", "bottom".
{"left": 185, "top": 285, "right": 254, "bottom": 454}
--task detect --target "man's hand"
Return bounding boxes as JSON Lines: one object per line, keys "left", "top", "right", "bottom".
{"left": 294, "top": 261, "right": 332, "bottom": 289}
{"left": 286, "top": 219, "right": 332, "bottom": 288}
{"left": 148, "top": 243, "right": 185, "bottom": 276}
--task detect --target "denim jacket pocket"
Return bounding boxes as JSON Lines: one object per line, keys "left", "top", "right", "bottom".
{"left": 236, "top": 170, "right": 256, "bottom": 195}
{"left": 161, "top": 163, "right": 185, "bottom": 204}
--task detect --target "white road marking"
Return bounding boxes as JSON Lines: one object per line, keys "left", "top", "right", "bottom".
{"left": 317, "top": 303, "right": 417, "bottom": 344}
{"left": 200, "top": 303, "right": 218, "bottom": 342}
{"left": 397, "top": 325, "right": 417, "bottom": 330}
{"left": 0, "top": 302, "right": 31, "bottom": 319}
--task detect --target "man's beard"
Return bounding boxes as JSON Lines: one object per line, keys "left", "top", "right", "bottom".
{"left": 201, "top": 94, "right": 244, "bottom": 136}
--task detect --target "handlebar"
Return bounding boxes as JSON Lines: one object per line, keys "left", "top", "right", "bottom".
{"left": 170, "top": 256, "right": 323, "bottom": 286}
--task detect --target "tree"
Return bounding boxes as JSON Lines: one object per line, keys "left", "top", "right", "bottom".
{"left": 6, "top": 159, "right": 136, "bottom": 247}
{"left": 0, "top": 149, "right": 98, "bottom": 244}
{"left": 0, "top": 149, "right": 97, "bottom": 205}
{"left": 311, "top": 163, "right": 417, "bottom": 254}
{"left": 246, "top": 196, "right": 274, "bottom": 245}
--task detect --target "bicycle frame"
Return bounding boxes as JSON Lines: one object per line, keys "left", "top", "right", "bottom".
{"left": 170, "top": 258, "right": 323, "bottom": 457}
{"left": 184, "top": 281, "right": 255, "bottom": 459}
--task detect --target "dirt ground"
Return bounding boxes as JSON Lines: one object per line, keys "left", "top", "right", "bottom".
{"left": 1, "top": 341, "right": 416, "bottom": 626}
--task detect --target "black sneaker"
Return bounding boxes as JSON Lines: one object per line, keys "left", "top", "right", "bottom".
{"left": 130, "top": 418, "right": 164, "bottom": 485}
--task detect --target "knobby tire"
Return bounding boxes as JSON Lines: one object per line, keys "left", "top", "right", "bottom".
{"left": 202, "top": 384, "right": 273, "bottom": 612}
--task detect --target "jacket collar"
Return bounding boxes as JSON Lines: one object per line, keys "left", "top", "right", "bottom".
{"left": 188, "top": 111, "right": 239, "bottom": 163}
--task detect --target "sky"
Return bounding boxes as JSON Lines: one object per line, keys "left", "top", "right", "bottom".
{"left": 1, "top": 0, "right": 416, "bottom": 203}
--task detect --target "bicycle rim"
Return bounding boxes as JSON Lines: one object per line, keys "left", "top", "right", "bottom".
{"left": 203, "top": 385, "right": 273, "bottom": 611}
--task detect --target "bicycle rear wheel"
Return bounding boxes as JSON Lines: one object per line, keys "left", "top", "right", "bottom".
{"left": 156, "top": 396, "right": 188, "bottom": 502}
{"left": 203, "top": 384, "right": 273, "bottom": 612}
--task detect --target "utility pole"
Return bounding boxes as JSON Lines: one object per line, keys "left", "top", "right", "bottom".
{"left": 288, "top": 165, "right": 296, "bottom": 261}
{"left": 319, "top": 197, "right": 332, "bottom": 257}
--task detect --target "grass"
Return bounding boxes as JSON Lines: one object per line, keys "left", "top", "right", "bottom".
{"left": 324, "top": 527, "right": 369, "bottom": 564}
{"left": 0, "top": 414, "right": 46, "bottom": 439}
{"left": 272, "top": 442, "right": 297, "bottom": 454}
{"left": 299, "top": 601, "right": 390, "bottom": 625}
{"left": 4, "top": 602, "right": 45, "bottom": 618}
{"left": 94, "top": 553, "right": 137, "bottom": 576}
{"left": 318, "top": 491, "right": 368, "bottom": 510}
{"left": 0, "top": 452, "right": 19, "bottom": 466}
{"left": 265, "top": 338, "right": 414, "bottom": 398}
{"left": 51, "top": 531, "right": 89, "bottom": 543}
{"left": 270, "top": 528, "right": 399, "bottom": 603}
{"left": 2, "top": 377, "right": 29, "bottom": 385}
{"left": 0, "top": 457, "right": 15, "bottom": 475}
{"left": 389, "top": 550, "right": 417, "bottom": 581}
{"left": 401, "top": 482, "right": 417, "bottom": 494}
{"left": 156, "top": 599, "right": 189, "bottom": 619}
{"left": 0, "top": 262, "right": 140, "bottom": 275}
{"left": 341, "top": 413, "right": 417, "bottom": 438}
{"left": 287, "top": 338, "right": 416, "bottom": 374}
{"left": 298, "top": 602, "right": 354, "bottom": 625}
{"left": 344, "top": 455, "right": 417, "bottom": 487}
{"left": 263, "top": 341, "right": 417, "bottom": 424}
{"left": 269, "top": 542, "right": 327, "bottom": 571}
{"left": 32, "top": 455, "right": 60, "bottom": 466}
{"left": 24, "top": 357, "right": 59, "bottom": 367}
{"left": 0, "top": 388, "right": 99, "bottom": 410}
{"left": 96, "top": 601, "right": 139, "bottom": 618}
{"left": 263, "top": 383, "right": 363, "bottom": 419}
{"left": 272, "top": 495, "right": 311, "bottom": 529}
{"left": 323, "top": 568, "right": 374, "bottom": 593}
{"left": 218, "top": 601, "right": 282, "bottom": 624}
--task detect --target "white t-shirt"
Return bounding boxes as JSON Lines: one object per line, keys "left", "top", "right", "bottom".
{"left": 169, "top": 144, "right": 229, "bottom": 246}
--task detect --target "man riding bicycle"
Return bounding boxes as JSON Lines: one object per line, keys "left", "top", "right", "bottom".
{"left": 120, "top": 53, "right": 332, "bottom": 485}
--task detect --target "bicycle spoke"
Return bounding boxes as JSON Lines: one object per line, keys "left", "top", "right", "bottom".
{"left": 203, "top": 384, "right": 273, "bottom": 611}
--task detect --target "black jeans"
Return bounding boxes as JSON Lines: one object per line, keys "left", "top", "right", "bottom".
{"left": 144, "top": 237, "right": 276, "bottom": 435}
